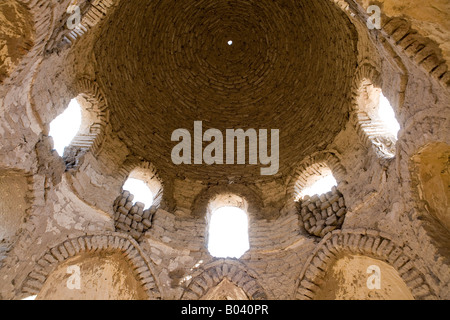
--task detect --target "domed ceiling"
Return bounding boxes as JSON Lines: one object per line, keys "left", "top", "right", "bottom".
{"left": 92, "top": 0, "right": 358, "bottom": 182}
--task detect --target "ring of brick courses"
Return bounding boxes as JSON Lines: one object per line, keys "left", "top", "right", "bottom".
{"left": 113, "top": 191, "right": 156, "bottom": 242}
{"left": 92, "top": 0, "right": 358, "bottom": 183}
{"left": 295, "top": 229, "right": 438, "bottom": 300}
{"left": 297, "top": 187, "right": 347, "bottom": 238}
{"left": 21, "top": 233, "right": 161, "bottom": 299}
{"left": 181, "top": 260, "right": 268, "bottom": 300}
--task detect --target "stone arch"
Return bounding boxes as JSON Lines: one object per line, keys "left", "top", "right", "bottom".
{"left": 181, "top": 260, "right": 268, "bottom": 300}
{"left": 288, "top": 152, "right": 347, "bottom": 203}
{"left": 112, "top": 161, "right": 164, "bottom": 242}
{"left": 58, "top": 79, "right": 124, "bottom": 214}
{"left": 20, "top": 233, "right": 161, "bottom": 300}
{"left": 295, "top": 229, "right": 437, "bottom": 300}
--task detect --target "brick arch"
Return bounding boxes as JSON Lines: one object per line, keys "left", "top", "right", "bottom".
{"left": 64, "top": 78, "right": 111, "bottom": 161}
{"left": 332, "top": 1, "right": 449, "bottom": 88}
{"left": 3, "top": 0, "right": 53, "bottom": 86}
{"left": 295, "top": 229, "right": 437, "bottom": 300}
{"left": 191, "top": 184, "right": 264, "bottom": 219}
{"left": 20, "top": 233, "right": 161, "bottom": 300}
{"left": 350, "top": 62, "right": 400, "bottom": 159}
{"left": 287, "top": 151, "right": 347, "bottom": 202}
{"left": 119, "top": 160, "right": 164, "bottom": 208}
{"left": 44, "top": 0, "right": 118, "bottom": 53}
{"left": 181, "top": 260, "right": 268, "bottom": 300}
{"left": 402, "top": 136, "right": 450, "bottom": 291}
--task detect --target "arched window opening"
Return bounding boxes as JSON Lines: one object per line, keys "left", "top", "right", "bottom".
{"left": 300, "top": 172, "right": 337, "bottom": 199}
{"left": 49, "top": 98, "right": 82, "bottom": 156}
{"left": 296, "top": 165, "right": 337, "bottom": 201}
{"left": 355, "top": 80, "right": 401, "bottom": 158}
{"left": 378, "top": 93, "right": 400, "bottom": 139}
{"left": 122, "top": 178, "right": 153, "bottom": 210}
{"left": 207, "top": 206, "right": 249, "bottom": 259}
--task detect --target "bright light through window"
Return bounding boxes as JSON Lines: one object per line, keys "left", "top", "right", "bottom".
{"left": 378, "top": 93, "right": 400, "bottom": 138}
{"left": 22, "top": 295, "right": 37, "bottom": 300}
{"left": 208, "top": 206, "right": 249, "bottom": 259}
{"left": 49, "top": 98, "right": 82, "bottom": 156}
{"left": 123, "top": 178, "right": 153, "bottom": 209}
{"left": 301, "top": 174, "right": 337, "bottom": 198}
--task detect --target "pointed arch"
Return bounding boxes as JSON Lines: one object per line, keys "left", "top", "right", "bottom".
{"left": 181, "top": 261, "right": 268, "bottom": 300}
{"left": 20, "top": 233, "right": 161, "bottom": 300}
{"left": 295, "top": 229, "right": 437, "bottom": 300}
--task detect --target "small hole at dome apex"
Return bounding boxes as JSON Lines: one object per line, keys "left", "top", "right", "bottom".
{"left": 228, "top": 40, "right": 233, "bottom": 46}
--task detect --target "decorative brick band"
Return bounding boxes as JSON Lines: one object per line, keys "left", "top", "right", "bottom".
{"left": 21, "top": 233, "right": 161, "bottom": 299}
{"left": 181, "top": 260, "right": 268, "bottom": 300}
{"left": 295, "top": 229, "right": 437, "bottom": 300}
{"left": 382, "top": 17, "right": 450, "bottom": 88}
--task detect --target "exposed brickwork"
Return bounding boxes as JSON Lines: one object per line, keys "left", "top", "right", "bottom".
{"left": 295, "top": 229, "right": 439, "bottom": 300}
{"left": 113, "top": 191, "right": 156, "bottom": 242}
{"left": 297, "top": 187, "right": 347, "bottom": 238}
{"left": 181, "top": 260, "right": 268, "bottom": 300}
{"left": 20, "top": 233, "right": 161, "bottom": 300}
{"left": 0, "top": 0, "right": 448, "bottom": 301}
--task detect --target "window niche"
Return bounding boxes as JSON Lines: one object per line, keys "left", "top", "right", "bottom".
{"left": 205, "top": 194, "right": 250, "bottom": 259}
{"left": 354, "top": 79, "right": 401, "bottom": 158}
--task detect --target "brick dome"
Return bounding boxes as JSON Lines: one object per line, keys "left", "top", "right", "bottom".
{"left": 92, "top": 0, "right": 357, "bottom": 181}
